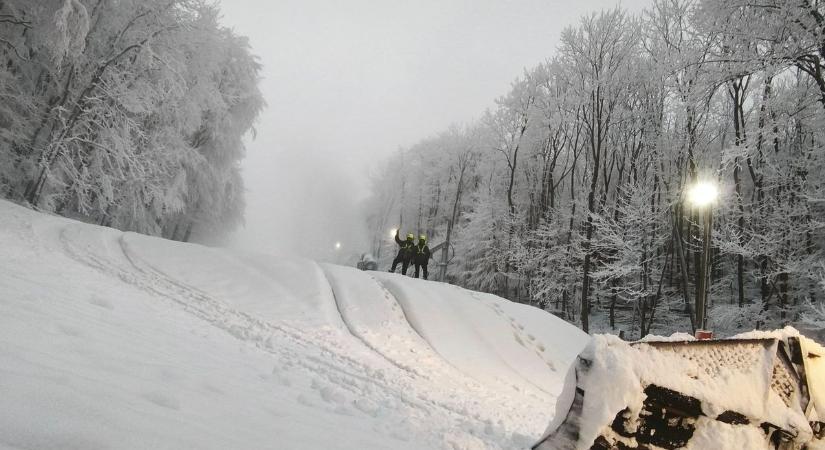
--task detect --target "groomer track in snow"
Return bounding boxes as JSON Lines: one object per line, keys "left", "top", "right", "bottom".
{"left": 0, "top": 200, "right": 589, "bottom": 450}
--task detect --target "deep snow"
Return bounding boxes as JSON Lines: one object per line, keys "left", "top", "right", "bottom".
{"left": 0, "top": 200, "right": 589, "bottom": 450}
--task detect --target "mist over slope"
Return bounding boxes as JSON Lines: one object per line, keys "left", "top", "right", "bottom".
{"left": 0, "top": 200, "right": 588, "bottom": 450}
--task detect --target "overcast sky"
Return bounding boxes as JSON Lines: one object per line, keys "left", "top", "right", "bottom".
{"left": 219, "top": 0, "right": 651, "bottom": 261}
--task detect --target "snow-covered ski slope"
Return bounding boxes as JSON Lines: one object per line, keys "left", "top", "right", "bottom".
{"left": 0, "top": 200, "right": 589, "bottom": 450}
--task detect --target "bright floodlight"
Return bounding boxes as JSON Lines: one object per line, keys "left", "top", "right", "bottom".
{"left": 687, "top": 181, "right": 718, "bottom": 207}
{"left": 335, "top": 242, "right": 342, "bottom": 250}
{"left": 389, "top": 228, "right": 397, "bottom": 238}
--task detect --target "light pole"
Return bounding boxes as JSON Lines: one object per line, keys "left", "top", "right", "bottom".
{"left": 686, "top": 181, "right": 718, "bottom": 333}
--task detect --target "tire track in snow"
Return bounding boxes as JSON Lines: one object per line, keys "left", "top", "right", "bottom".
{"left": 375, "top": 274, "right": 556, "bottom": 398}
{"left": 60, "top": 227, "right": 415, "bottom": 398}
{"left": 369, "top": 276, "right": 428, "bottom": 342}
{"left": 318, "top": 264, "right": 423, "bottom": 377}
{"left": 62, "top": 228, "right": 505, "bottom": 433}
{"left": 367, "top": 275, "right": 473, "bottom": 380}
{"left": 113, "top": 236, "right": 538, "bottom": 446}
{"left": 320, "top": 267, "right": 553, "bottom": 422}
{"left": 368, "top": 274, "right": 556, "bottom": 405}
{"left": 58, "top": 226, "right": 551, "bottom": 447}
{"left": 370, "top": 275, "right": 488, "bottom": 378}
{"left": 321, "top": 265, "right": 499, "bottom": 392}
{"left": 114, "top": 235, "right": 402, "bottom": 380}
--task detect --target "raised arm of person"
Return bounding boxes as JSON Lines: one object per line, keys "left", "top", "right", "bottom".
{"left": 394, "top": 230, "right": 404, "bottom": 245}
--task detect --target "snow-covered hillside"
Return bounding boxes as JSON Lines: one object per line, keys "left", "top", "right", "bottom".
{"left": 0, "top": 200, "right": 589, "bottom": 450}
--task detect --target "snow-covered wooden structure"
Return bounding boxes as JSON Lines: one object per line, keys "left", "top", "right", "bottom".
{"left": 533, "top": 330, "right": 825, "bottom": 450}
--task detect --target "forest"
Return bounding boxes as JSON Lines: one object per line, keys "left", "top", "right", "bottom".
{"left": 0, "top": 0, "right": 263, "bottom": 241}
{"left": 365, "top": 0, "right": 825, "bottom": 337}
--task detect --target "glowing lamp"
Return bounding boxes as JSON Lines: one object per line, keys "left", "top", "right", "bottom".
{"left": 687, "top": 181, "right": 718, "bottom": 208}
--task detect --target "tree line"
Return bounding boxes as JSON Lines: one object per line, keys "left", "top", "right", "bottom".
{"left": 0, "top": 0, "right": 263, "bottom": 241}
{"left": 365, "top": 0, "right": 825, "bottom": 337}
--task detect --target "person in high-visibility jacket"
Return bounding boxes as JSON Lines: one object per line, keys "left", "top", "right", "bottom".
{"left": 413, "top": 234, "right": 432, "bottom": 280}
{"left": 389, "top": 231, "right": 414, "bottom": 275}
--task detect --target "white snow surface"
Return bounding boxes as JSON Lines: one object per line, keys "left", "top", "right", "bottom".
{"left": 0, "top": 200, "right": 589, "bottom": 450}
{"left": 564, "top": 330, "right": 825, "bottom": 450}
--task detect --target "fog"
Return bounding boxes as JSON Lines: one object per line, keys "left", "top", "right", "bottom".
{"left": 219, "top": 0, "right": 650, "bottom": 262}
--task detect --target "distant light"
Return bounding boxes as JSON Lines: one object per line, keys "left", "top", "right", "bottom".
{"left": 389, "top": 228, "right": 397, "bottom": 238}
{"left": 687, "top": 181, "right": 718, "bottom": 207}
{"left": 335, "top": 242, "right": 342, "bottom": 250}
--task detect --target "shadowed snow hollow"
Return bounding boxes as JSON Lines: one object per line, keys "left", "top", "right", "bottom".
{"left": 0, "top": 200, "right": 589, "bottom": 450}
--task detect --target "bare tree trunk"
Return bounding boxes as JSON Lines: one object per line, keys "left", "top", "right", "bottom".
{"left": 729, "top": 78, "right": 749, "bottom": 309}
{"left": 673, "top": 209, "right": 696, "bottom": 332}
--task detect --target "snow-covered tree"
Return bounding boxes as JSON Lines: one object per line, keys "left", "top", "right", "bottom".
{"left": 365, "top": 0, "right": 825, "bottom": 337}
{"left": 0, "top": 0, "right": 263, "bottom": 241}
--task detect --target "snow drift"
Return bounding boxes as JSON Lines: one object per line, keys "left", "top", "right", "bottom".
{"left": 0, "top": 200, "right": 589, "bottom": 450}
